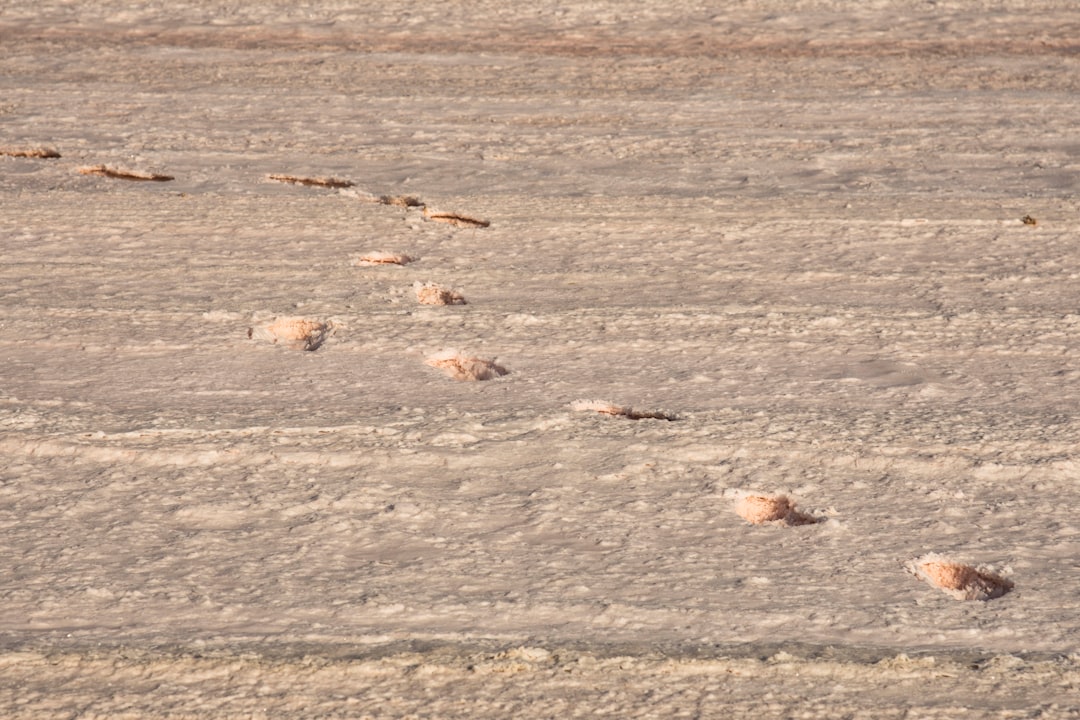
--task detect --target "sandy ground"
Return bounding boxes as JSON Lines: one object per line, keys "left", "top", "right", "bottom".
{"left": 3, "top": 1, "right": 1080, "bottom": 716}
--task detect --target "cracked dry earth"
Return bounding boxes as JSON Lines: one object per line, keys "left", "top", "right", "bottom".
{"left": 2, "top": 1, "right": 1080, "bottom": 717}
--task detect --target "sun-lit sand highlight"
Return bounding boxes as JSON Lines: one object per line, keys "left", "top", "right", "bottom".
{"left": 422, "top": 207, "right": 490, "bottom": 228}
{"left": 1, "top": 146, "right": 61, "bottom": 158}
{"left": 78, "top": 165, "right": 174, "bottom": 181}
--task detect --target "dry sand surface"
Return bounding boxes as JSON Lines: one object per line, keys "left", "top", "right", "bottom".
{"left": 3, "top": 0, "right": 1080, "bottom": 716}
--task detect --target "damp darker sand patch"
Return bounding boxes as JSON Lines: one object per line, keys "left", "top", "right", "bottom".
{"left": 1, "top": 146, "right": 60, "bottom": 158}
{"left": 79, "top": 165, "right": 174, "bottom": 181}
{"left": 268, "top": 173, "right": 355, "bottom": 189}
{"left": 354, "top": 252, "right": 415, "bottom": 267}
{"left": 415, "top": 282, "right": 467, "bottom": 306}
{"left": 571, "top": 399, "right": 676, "bottom": 421}
{"left": 734, "top": 493, "right": 818, "bottom": 527}
{"left": 426, "top": 350, "right": 508, "bottom": 381}
{"left": 422, "top": 207, "right": 490, "bottom": 228}
{"left": 908, "top": 554, "right": 1013, "bottom": 601}
{"left": 248, "top": 317, "right": 334, "bottom": 351}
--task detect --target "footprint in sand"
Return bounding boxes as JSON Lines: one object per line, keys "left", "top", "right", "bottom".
{"left": 414, "top": 282, "right": 467, "bottom": 306}
{"left": 907, "top": 553, "right": 1013, "bottom": 601}
{"left": 354, "top": 251, "right": 416, "bottom": 267}
{"left": 78, "top": 165, "right": 174, "bottom": 181}
{"left": 426, "top": 350, "right": 508, "bottom": 381}
{"left": 422, "top": 207, "right": 490, "bottom": 228}
{"left": 267, "top": 173, "right": 355, "bottom": 189}
{"left": 570, "top": 399, "right": 677, "bottom": 421}
{"left": 733, "top": 492, "right": 819, "bottom": 527}
{"left": 248, "top": 317, "right": 334, "bottom": 351}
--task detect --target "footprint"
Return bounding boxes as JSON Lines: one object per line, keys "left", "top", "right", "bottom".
{"left": 907, "top": 553, "right": 1013, "bottom": 601}
{"left": 377, "top": 194, "right": 425, "bottom": 208}
{"left": 354, "top": 252, "right": 415, "bottom": 267}
{"left": 79, "top": 165, "right": 174, "bottom": 182}
{"left": 733, "top": 493, "right": 817, "bottom": 527}
{"left": 248, "top": 317, "right": 334, "bottom": 351}
{"left": 426, "top": 350, "right": 508, "bottom": 381}
{"left": 422, "top": 207, "right": 490, "bottom": 228}
{"left": 341, "top": 188, "right": 426, "bottom": 207}
{"left": 369, "top": 193, "right": 423, "bottom": 207}
{"left": 1, "top": 146, "right": 61, "bottom": 158}
{"left": 570, "top": 399, "right": 676, "bottom": 421}
{"left": 268, "top": 173, "right": 354, "bottom": 189}
{"left": 415, "top": 282, "right": 467, "bottom": 306}
{"left": 340, "top": 188, "right": 484, "bottom": 224}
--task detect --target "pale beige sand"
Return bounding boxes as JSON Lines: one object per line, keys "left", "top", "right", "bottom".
{"left": 2, "top": 0, "right": 1079, "bottom": 716}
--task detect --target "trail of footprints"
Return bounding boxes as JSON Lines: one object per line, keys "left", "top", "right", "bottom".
{"left": 251, "top": 169, "right": 1020, "bottom": 602}
{"left": 261, "top": 170, "right": 1016, "bottom": 602}
{"left": 9, "top": 149, "right": 1017, "bottom": 602}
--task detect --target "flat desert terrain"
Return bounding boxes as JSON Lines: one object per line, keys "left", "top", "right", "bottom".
{"left": 2, "top": 1, "right": 1080, "bottom": 716}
